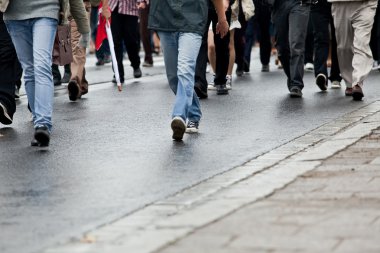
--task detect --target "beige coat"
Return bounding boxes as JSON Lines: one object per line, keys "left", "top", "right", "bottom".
{"left": 231, "top": 0, "right": 255, "bottom": 23}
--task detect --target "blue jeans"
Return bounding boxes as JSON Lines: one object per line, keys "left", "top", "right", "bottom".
{"left": 5, "top": 18, "right": 57, "bottom": 132}
{"left": 158, "top": 32, "right": 202, "bottom": 122}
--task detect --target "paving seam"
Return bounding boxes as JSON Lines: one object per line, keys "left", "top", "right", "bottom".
{"left": 43, "top": 101, "right": 380, "bottom": 253}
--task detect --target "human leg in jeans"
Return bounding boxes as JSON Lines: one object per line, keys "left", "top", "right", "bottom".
{"left": 158, "top": 32, "right": 202, "bottom": 140}
{"left": 6, "top": 18, "right": 57, "bottom": 145}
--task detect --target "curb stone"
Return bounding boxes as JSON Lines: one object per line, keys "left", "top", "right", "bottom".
{"left": 43, "top": 101, "right": 380, "bottom": 253}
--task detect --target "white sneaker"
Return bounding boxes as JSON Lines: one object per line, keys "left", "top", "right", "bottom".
{"left": 208, "top": 75, "right": 216, "bottom": 90}
{"left": 304, "top": 63, "right": 314, "bottom": 72}
{"left": 331, "top": 80, "right": 341, "bottom": 89}
{"left": 226, "top": 75, "right": 232, "bottom": 90}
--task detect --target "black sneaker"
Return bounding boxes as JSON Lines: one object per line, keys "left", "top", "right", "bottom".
{"left": 171, "top": 116, "right": 186, "bottom": 141}
{"left": 289, "top": 86, "right": 303, "bottom": 98}
{"left": 186, "top": 121, "right": 199, "bottom": 133}
{"left": 216, "top": 84, "right": 229, "bottom": 95}
{"left": 316, "top": 73, "right": 327, "bottom": 91}
{"left": 194, "top": 83, "right": 208, "bottom": 99}
{"left": 0, "top": 102, "right": 13, "bottom": 125}
{"left": 133, "top": 67, "right": 142, "bottom": 78}
{"left": 33, "top": 126, "right": 50, "bottom": 147}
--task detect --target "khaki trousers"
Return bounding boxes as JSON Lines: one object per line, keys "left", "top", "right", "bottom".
{"left": 70, "top": 19, "right": 88, "bottom": 96}
{"left": 331, "top": 1, "right": 377, "bottom": 87}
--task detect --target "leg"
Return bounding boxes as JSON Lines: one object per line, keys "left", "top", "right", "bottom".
{"left": 69, "top": 19, "right": 87, "bottom": 100}
{"left": 331, "top": 3, "right": 355, "bottom": 88}
{"left": 32, "top": 18, "right": 57, "bottom": 131}
{"left": 122, "top": 15, "right": 141, "bottom": 71}
{"left": 139, "top": 5, "right": 153, "bottom": 65}
{"left": 258, "top": 3, "right": 272, "bottom": 66}
{"left": 329, "top": 13, "right": 342, "bottom": 83}
{"left": 111, "top": 10, "right": 125, "bottom": 83}
{"left": 288, "top": 4, "right": 310, "bottom": 89}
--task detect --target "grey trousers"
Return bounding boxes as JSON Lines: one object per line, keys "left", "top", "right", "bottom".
{"left": 331, "top": 1, "right": 378, "bottom": 88}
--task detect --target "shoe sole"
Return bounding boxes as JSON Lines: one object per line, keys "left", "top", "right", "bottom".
{"left": 0, "top": 103, "right": 13, "bottom": 125}
{"left": 316, "top": 74, "right": 327, "bottom": 91}
{"left": 171, "top": 118, "right": 186, "bottom": 141}
{"left": 331, "top": 85, "right": 341, "bottom": 89}
{"left": 34, "top": 129, "right": 50, "bottom": 147}
{"left": 289, "top": 90, "right": 303, "bottom": 98}
{"left": 68, "top": 81, "right": 80, "bottom": 101}
{"left": 185, "top": 128, "right": 199, "bottom": 134}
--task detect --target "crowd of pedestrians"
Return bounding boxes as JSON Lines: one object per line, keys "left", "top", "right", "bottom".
{"left": 0, "top": 0, "right": 379, "bottom": 144}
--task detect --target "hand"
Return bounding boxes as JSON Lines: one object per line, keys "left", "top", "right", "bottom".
{"left": 216, "top": 19, "right": 229, "bottom": 38}
{"left": 137, "top": 2, "right": 146, "bottom": 9}
{"left": 79, "top": 32, "right": 90, "bottom": 48}
{"left": 101, "top": 5, "right": 111, "bottom": 19}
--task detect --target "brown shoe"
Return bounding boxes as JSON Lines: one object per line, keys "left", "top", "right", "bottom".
{"left": 345, "top": 87, "right": 353, "bottom": 96}
{"left": 352, "top": 84, "right": 364, "bottom": 101}
{"left": 68, "top": 78, "right": 80, "bottom": 101}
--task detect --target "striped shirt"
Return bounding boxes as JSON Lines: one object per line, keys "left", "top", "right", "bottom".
{"left": 109, "top": 0, "right": 149, "bottom": 16}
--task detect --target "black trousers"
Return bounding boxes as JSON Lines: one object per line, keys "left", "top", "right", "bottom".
{"left": 272, "top": 0, "right": 310, "bottom": 89}
{"left": 195, "top": 8, "right": 231, "bottom": 92}
{"left": 245, "top": 1, "right": 272, "bottom": 66}
{"left": 310, "top": 2, "right": 341, "bottom": 81}
{"left": 0, "top": 21, "right": 21, "bottom": 116}
{"left": 111, "top": 8, "right": 140, "bottom": 83}
{"left": 370, "top": 1, "right": 380, "bottom": 61}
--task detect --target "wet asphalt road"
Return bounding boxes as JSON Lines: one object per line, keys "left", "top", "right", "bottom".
{"left": 1, "top": 53, "right": 379, "bottom": 253}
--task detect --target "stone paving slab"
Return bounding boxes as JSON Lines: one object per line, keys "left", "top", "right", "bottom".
{"left": 42, "top": 101, "right": 380, "bottom": 253}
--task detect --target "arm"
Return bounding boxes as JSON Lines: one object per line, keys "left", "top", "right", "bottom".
{"left": 137, "top": 0, "right": 149, "bottom": 9}
{"left": 211, "top": 0, "right": 229, "bottom": 38}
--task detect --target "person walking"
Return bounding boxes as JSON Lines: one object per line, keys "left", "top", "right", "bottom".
{"left": 148, "top": 0, "right": 229, "bottom": 141}
{"left": 108, "top": 0, "right": 145, "bottom": 84}
{"left": 3, "top": 0, "right": 60, "bottom": 146}
{"left": 329, "top": 0, "right": 378, "bottom": 100}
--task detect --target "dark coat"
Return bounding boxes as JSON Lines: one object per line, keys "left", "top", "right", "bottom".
{"left": 148, "top": 0, "right": 208, "bottom": 35}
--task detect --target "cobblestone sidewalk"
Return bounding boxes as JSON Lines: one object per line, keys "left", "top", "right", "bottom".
{"left": 44, "top": 102, "right": 380, "bottom": 253}
{"left": 159, "top": 129, "right": 380, "bottom": 253}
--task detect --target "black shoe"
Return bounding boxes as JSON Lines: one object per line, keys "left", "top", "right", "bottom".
{"left": 31, "top": 138, "right": 39, "bottom": 147}
{"left": 352, "top": 84, "right": 364, "bottom": 101}
{"left": 194, "top": 83, "right": 208, "bottom": 99}
{"left": 133, "top": 67, "right": 142, "bottom": 78}
{"left": 236, "top": 67, "right": 244, "bottom": 77}
{"left": 0, "top": 102, "right": 13, "bottom": 125}
{"left": 289, "top": 86, "right": 303, "bottom": 98}
{"left": 15, "top": 86, "right": 20, "bottom": 101}
{"left": 68, "top": 79, "right": 80, "bottom": 101}
{"left": 34, "top": 126, "right": 50, "bottom": 147}
{"left": 216, "top": 84, "right": 229, "bottom": 95}
{"left": 316, "top": 73, "right": 327, "bottom": 91}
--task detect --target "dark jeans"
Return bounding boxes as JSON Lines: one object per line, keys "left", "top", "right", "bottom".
{"left": 310, "top": 2, "right": 341, "bottom": 81}
{"left": 273, "top": 0, "right": 310, "bottom": 89}
{"left": 139, "top": 5, "right": 153, "bottom": 64}
{"left": 0, "top": 21, "right": 21, "bottom": 115}
{"left": 90, "top": 6, "right": 110, "bottom": 61}
{"left": 195, "top": 8, "right": 231, "bottom": 92}
{"left": 111, "top": 9, "right": 140, "bottom": 83}
{"left": 244, "top": 1, "right": 272, "bottom": 66}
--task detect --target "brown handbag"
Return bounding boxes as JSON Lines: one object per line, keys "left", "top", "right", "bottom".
{"left": 52, "top": 2, "right": 73, "bottom": 66}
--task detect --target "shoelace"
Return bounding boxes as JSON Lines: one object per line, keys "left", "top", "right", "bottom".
{"left": 187, "top": 121, "right": 198, "bottom": 129}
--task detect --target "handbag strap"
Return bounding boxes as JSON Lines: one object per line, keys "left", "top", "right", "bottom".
{"left": 58, "top": 0, "right": 64, "bottom": 25}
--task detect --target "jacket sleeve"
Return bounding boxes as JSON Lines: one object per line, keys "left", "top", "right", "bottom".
{"left": 69, "top": 0, "right": 90, "bottom": 34}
